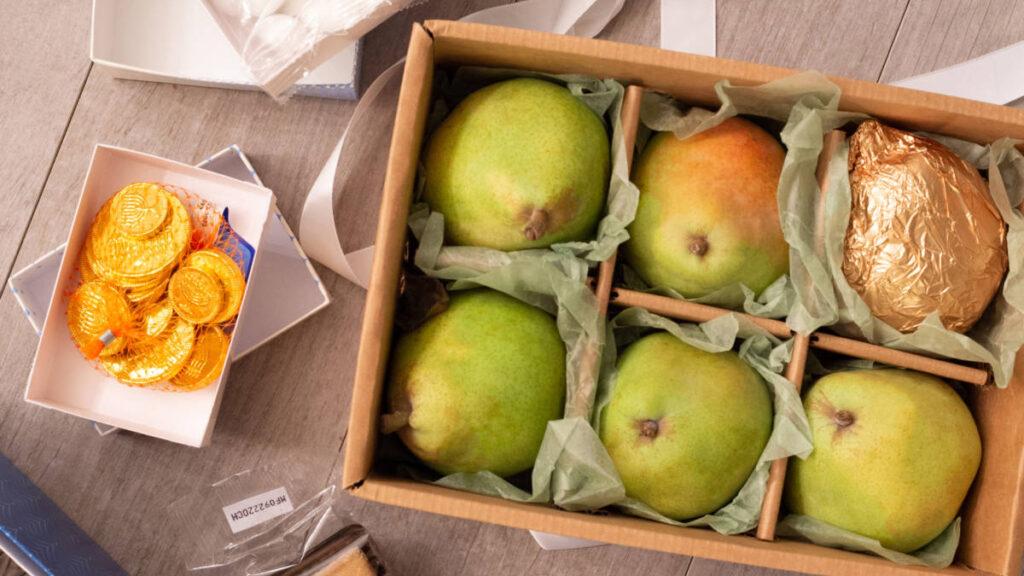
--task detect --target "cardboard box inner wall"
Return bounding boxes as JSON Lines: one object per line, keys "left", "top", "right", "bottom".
{"left": 344, "top": 20, "right": 1024, "bottom": 576}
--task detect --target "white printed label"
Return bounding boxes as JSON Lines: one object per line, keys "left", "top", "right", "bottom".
{"left": 222, "top": 487, "right": 294, "bottom": 534}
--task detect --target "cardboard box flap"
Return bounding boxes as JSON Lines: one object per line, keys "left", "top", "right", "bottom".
{"left": 343, "top": 23, "right": 436, "bottom": 489}
{"left": 358, "top": 476, "right": 987, "bottom": 576}
{"left": 424, "top": 20, "right": 1024, "bottom": 147}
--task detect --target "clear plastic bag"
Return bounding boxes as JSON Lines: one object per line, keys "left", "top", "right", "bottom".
{"left": 171, "top": 465, "right": 385, "bottom": 575}
{"left": 202, "top": 0, "right": 417, "bottom": 100}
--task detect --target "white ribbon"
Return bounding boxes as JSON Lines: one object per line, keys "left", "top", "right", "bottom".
{"left": 892, "top": 40, "right": 1024, "bottom": 106}
{"left": 298, "top": 0, "right": 1023, "bottom": 289}
{"left": 298, "top": 0, "right": 636, "bottom": 287}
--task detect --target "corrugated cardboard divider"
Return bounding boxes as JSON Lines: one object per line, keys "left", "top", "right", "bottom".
{"left": 344, "top": 20, "right": 1024, "bottom": 576}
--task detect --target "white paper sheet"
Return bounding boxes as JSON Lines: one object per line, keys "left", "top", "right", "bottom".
{"left": 892, "top": 41, "right": 1024, "bottom": 105}
{"left": 660, "top": 0, "right": 715, "bottom": 56}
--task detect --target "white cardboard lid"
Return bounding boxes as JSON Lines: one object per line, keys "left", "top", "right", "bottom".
{"left": 90, "top": 0, "right": 359, "bottom": 98}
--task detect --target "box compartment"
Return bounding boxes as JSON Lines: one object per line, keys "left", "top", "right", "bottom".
{"left": 344, "top": 20, "right": 1024, "bottom": 576}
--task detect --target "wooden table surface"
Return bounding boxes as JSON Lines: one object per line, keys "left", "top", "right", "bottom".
{"left": 2, "top": 1, "right": 1022, "bottom": 575}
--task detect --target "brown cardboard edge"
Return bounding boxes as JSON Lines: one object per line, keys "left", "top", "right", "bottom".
{"left": 960, "top": 349, "right": 1024, "bottom": 576}
{"left": 352, "top": 475, "right": 988, "bottom": 576}
{"left": 423, "top": 20, "right": 1024, "bottom": 148}
{"left": 342, "top": 23, "right": 435, "bottom": 489}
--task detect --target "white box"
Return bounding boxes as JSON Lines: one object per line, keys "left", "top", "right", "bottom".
{"left": 91, "top": 0, "right": 360, "bottom": 99}
{"left": 25, "top": 145, "right": 274, "bottom": 447}
{"left": 10, "top": 145, "right": 331, "bottom": 359}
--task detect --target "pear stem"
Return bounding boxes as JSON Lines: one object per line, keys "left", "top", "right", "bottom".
{"left": 381, "top": 411, "right": 411, "bottom": 434}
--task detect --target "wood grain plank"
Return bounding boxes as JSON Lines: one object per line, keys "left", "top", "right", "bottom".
{"left": 879, "top": 0, "right": 1024, "bottom": 103}
{"left": 0, "top": 0, "right": 91, "bottom": 284}
{"left": 686, "top": 558, "right": 804, "bottom": 576}
{"left": 0, "top": 30, "right": 365, "bottom": 576}
{"left": 717, "top": 0, "right": 910, "bottom": 80}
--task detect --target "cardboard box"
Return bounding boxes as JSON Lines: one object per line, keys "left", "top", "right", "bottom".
{"left": 344, "top": 20, "right": 1024, "bottom": 576}
{"left": 91, "top": 0, "right": 360, "bottom": 99}
{"left": 25, "top": 145, "right": 274, "bottom": 447}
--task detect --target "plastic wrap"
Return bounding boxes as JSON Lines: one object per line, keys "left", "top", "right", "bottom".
{"left": 202, "top": 0, "right": 415, "bottom": 100}
{"left": 625, "top": 72, "right": 859, "bottom": 317}
{"left": 172, "top": 465, "right": 386, "bottom": 575}
{"left": 593, "top": 308, "right": 812, "bottom": 534}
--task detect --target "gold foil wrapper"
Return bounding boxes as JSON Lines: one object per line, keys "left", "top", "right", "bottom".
{"left": 169, "top": 267, "right": 225, "bottom": 324}
{"left": 170, "top": 326, "right": 229, "bottom": 391}
{"left": 101, "top": 318, "right": 195, "bottom": 386}
{"left": 66, "top": 281, "right": 131, "bottom": 357}
{"left": 110, "top": 183, "right": 171, "bottom": 238}
{"left": 68, "top": 182, "right": 244, "bottom": 390}
{"left": 842, "top": 120, "right": 1008, "bottom": 333}
{"left": 86, "top": 189, "right": 190, "bottom": 283}
{"left": 185, "top": 249, "right": 245, "bottom": 324}
{"left": 139, "top": 300, "right": 175, "bottom": 338}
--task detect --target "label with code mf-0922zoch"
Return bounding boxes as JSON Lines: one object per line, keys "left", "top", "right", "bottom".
{"left": 222, "top": 487, "right": 294, "bottom": 534}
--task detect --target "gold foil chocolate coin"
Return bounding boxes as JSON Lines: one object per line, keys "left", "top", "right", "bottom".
{"left": 86, "top": 191, "right": 191, "bottom": 283}
{"left": 78, "top": 248, "right": 99, "bottom": 283}
{"left": 66, "top": 281, "right": 131, "bottom": 358}
{"left": 842, "top": 120, "right": 1008, "bottom": 333}
{"left": 101, "top": 318, "right": 195, "bottom": 386}
{"left": 170, "top": 326, "right": 229, "bottom": 391}
{"left": 185, "top": 249, "right": 245, "bottom": 324}
{"left": 125, "top": 275, "right": 169, "bottom": 306}
{"left": 139, "top": 300, "right": 175, "bottom": 338}
{"left": 168, "top": 267, "right": 225, "bottom": 324}
{"left": 111, "top": 183, "right": 170, "bottom": 238}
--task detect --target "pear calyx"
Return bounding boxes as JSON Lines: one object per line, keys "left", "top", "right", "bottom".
{"left": 688, "top": 235, "right": 709, "bottom": 258}
{"left": 522, "top": 208, "right": 550, "bottom": 241}
{"left": 638, "top": 419, "right": 661, "bottom": 439}
{"left": 832, "top": 409, "right": 856, "bottom": 430}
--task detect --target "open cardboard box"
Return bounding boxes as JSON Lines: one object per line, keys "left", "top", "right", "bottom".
{"left": 343, "top": 20, "right": 1024, "bottom": 576}
{"left": 25, "top": 145, "right": 274, "bottom": 447}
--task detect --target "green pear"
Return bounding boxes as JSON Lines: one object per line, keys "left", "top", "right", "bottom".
{"left": 785, "top": 369, "right": 981, "bottom": 552}
{"left": 423, "top": 78, "right": 610, "bottom": 251}
{"left": 625, "top": 117, "right": 788, "bottom": 298}
{"left": 384, "top": 289, "right": 566, "bottom": 477}
{"left": 600, "top": 333, "right": 772, "bottom": 519}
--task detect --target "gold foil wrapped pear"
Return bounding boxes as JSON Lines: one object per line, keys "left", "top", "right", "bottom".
{"left": 842, "top": 120, "right": 1008, "bottom": 333}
